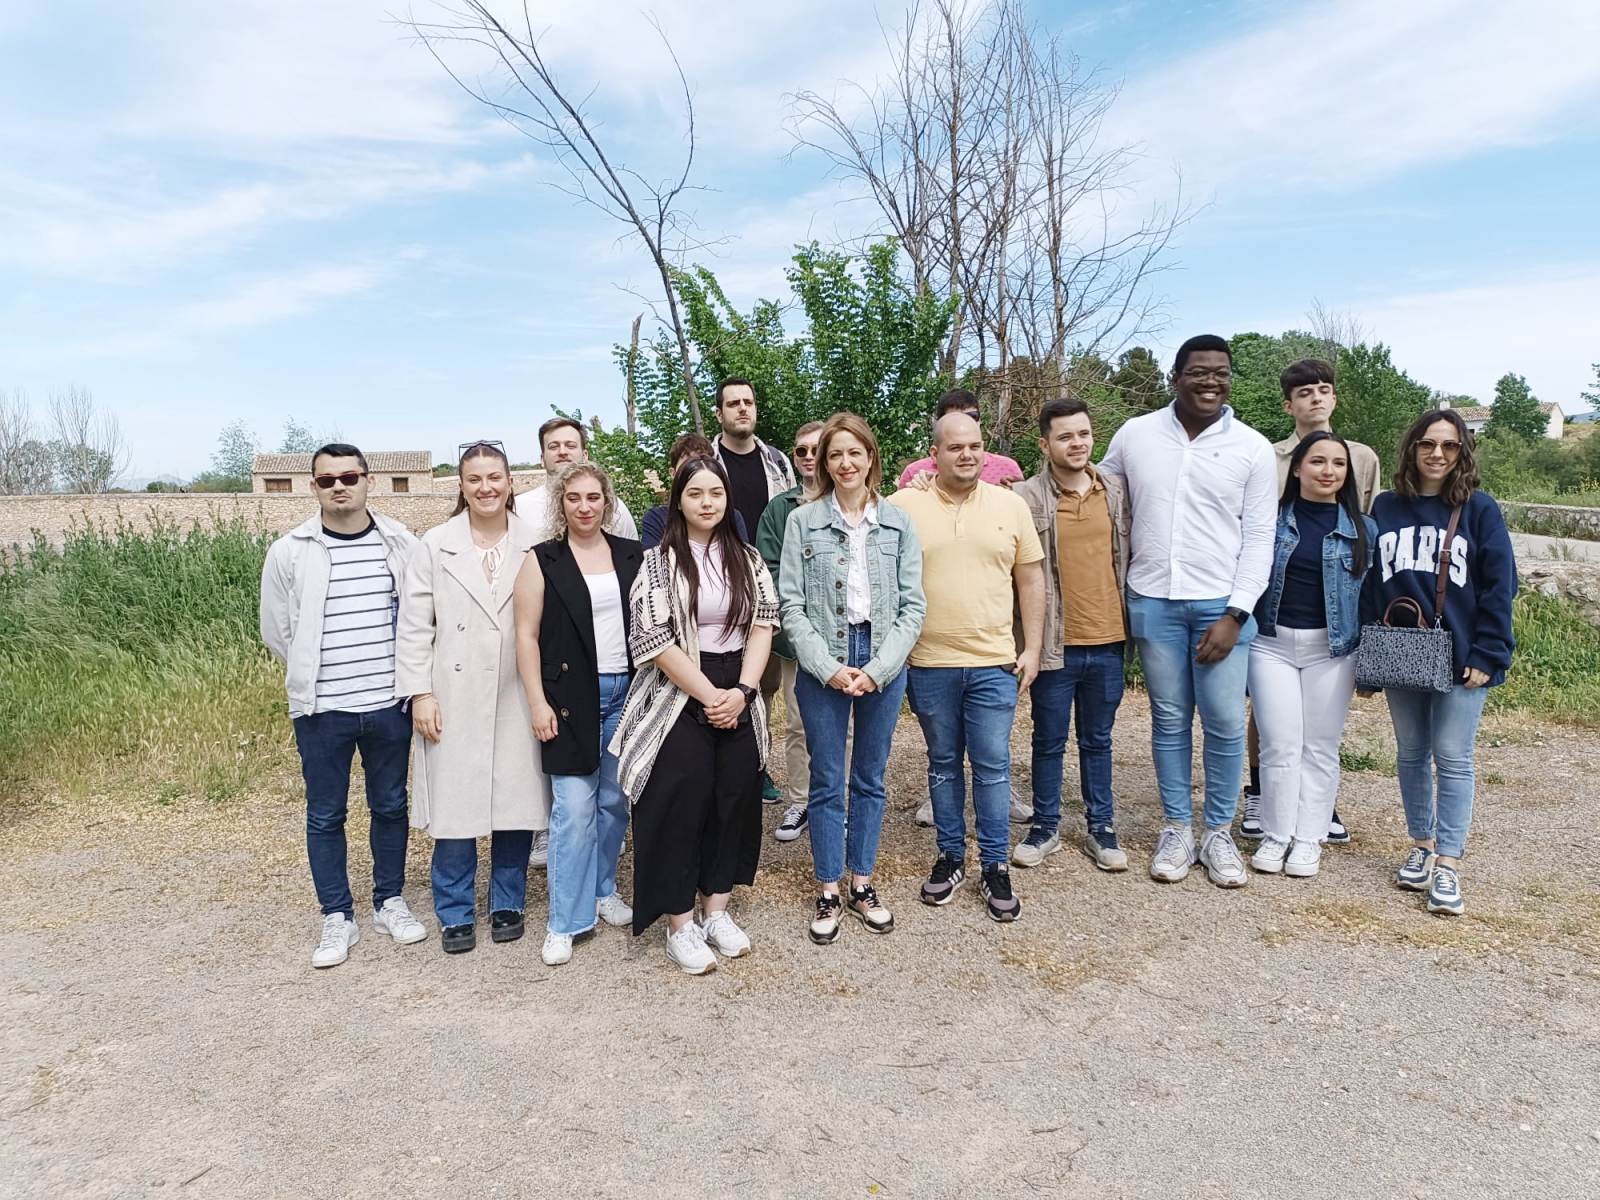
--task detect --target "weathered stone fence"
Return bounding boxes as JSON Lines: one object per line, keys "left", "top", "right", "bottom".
{"left": 1499, "top": 501, "right": 1600, "bottom": 542}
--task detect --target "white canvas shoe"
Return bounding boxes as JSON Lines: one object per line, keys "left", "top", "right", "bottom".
{"left": 1199, "top": 829, "right": 1248, "bottom": 888}
{"left": 311, "top": 913, "right": 359, "bottom": 969}
{"left": 372, "top": 897, "right": 427, "bottom": 945}
{"left": 1284, "top": 840, "right": 1322, "bottom": 878}
{"left": 541, "top": 931, "right": 574, "bottom": 966}
{"left": 1251, "top": 836, "right": 1289, "bottom": 875}
{"left": 1149, "top": 826, "right": 1196, "bottom": 883}
{"left": 596, "top": 892, "right": 633, "bottom": 927}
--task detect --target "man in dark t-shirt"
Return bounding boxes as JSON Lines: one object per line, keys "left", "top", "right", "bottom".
{"left": 711, "top": 377, "right": 794, "bottom": 543}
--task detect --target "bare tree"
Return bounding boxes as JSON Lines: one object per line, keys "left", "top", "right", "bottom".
{"left": 0, "top": 389, "right": 55, "bottom": 494}
{"left": 1306, "top": 299, "right": 1368, "bottom": 360}
{"left": 49, "top": 386, "right": 128, "bottom": 494}
{"left": 406, "top": 2, "right": 713, "bottom": 435}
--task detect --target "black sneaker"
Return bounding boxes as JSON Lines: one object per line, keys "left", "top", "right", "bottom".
{"left": 774, "top": 802, "right": 809, "bottom": 842}
{"left": 1240, "top": 787, "right": 1263, "bottom": 839}
{"left": 441, "top": 923, "right": 476, "bottom": 954}
{"left": 920, "top": 853, "right": 966, "bottom": 906}
{"left": 490, "top": 909, "right": 525, "bottom": 943}
{"left": 1325, "top": 809, "right": 1351, "bottom": 844}
{"left": 981, "top": 863, "right": 1021, "bottom": 922}
{"left": 847, "top": 883, "right": 894, "bottom": 933}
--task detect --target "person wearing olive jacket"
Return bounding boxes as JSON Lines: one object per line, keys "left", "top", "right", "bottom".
{"left": 779, "top": 413, "right": 926, "bottom": 945}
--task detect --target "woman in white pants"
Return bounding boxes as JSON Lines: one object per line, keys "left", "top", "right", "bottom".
{"left": 1247, "top": 432, "right": 1377, "bottom": 878}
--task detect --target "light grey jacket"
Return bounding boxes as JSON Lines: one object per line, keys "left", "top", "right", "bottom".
{"left": 258, "top": 511, "right": 417, "bottom": 719}
{"left": 777, "top": 497, "right": 925, "bottom": 688}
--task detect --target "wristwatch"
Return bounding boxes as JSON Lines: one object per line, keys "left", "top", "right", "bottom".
{"left": 1225, "top": 607, "right": 1250, "bottom": 627}
{"left": 737, "top": 683, "right": 758, "bottom": 706}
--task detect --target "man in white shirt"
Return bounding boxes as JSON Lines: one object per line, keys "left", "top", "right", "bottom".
{"left": 522, "top": 417, "right": 639, "bottom": 543}
{"left": 1098, "top": 335, "right": 1277, "bottom": 888}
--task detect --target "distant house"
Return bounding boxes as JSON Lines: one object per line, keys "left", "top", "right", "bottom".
{"left": 1441, "top": 401, "right": 1565, "bottom": 440}
{"left": 251, "top": 451, "right": 434, "bottom": 495}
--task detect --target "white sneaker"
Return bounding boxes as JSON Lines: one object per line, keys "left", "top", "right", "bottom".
{"left": 1199, "top": 829, "right": 1248, "bottom": 888}
{"left": 372, "top": 897, "right": 427, "bottom": 945}
{"left": 665, "top": 923, "right": 716, "bottom": 975}
{"left": 1009, "top": 789, "right": 1033, "bottom": 824}
{"left": 699, "top": 910, "right": 751, "bottom": 958}
{"left": 531, "top": 829, "right": 549, "bottom": 869}
{"left": 914, "top": 797, "right": 935, "bottom": 827}
{"left": 311, "top": 913, "right": 359, "bottom": 968}
{"left": 1285, "top": 840, "right": 1322, "bottom": 878}
{"left": 596, "top": 892, "right": 633, "bottom": 927}
{"left": 1149, "top": 826, "right": 1196, "bottom": 883}
{"left": 1251, "top": 836, "right": 1289, "bottom": 875}
{"left": 541, "top": 931, "right": 573, "bottom": 965}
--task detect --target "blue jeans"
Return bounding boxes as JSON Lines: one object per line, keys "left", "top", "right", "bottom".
{"left": 796, "top": 623, "right": 908, "bottom": 882}
{"left": 1030, "top": 643, "right": 1126, "bottom": 836}
{"left": 430, "top": 830, "right": 534, "bottom": 928}
{"left": 1384, "top": 684, "right": 1488, "bottom": 859}
{"left": 547, "top": 673, "right": 631, "bottom": 935}
{"left": 1127, "top": 593, "right": 1255, "bottom": 830}
{"left": 291, "top": 702, "right": 412, "bottom": 918}
{"left": 906, "top": 665, "right": 1020, "bottom": 868}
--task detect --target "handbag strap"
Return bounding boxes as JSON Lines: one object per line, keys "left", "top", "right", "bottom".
{"left": 1432, "top": 504, "right": 1464, "bottom": 628}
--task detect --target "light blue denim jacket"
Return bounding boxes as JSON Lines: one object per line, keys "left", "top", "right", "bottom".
{"left": 1254, "top": 501, "right": 1379, "bottom": 656}
{"left": 778, "top": 496, "right": 926, "bottom": 688}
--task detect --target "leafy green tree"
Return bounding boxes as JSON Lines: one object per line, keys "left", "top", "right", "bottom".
{"left": 1484, "top": 372, "right": 1546, "bottom": 442}
{"left": 1580, "top": 363, "right": 1599, "bottom": 412}
{"left": 1325, "top": 342, "right": 1433, "bottom": 479}
{"left": 210, "top": 420, "right": 258, "bottom": 486}
{"left": 187, "top": 470, "right": 251, "bottom": 493}
{"left": 1225, "top": 330, "right": 1335, "bottom": 442}
{"left": 276, "top": 419, "right": 319, "bottom": 454}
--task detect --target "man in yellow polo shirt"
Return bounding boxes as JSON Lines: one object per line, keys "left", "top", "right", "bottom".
{"left": 890, "top": 412, "right": 1045, "bottom": 922}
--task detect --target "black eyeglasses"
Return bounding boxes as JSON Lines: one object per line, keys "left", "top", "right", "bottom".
{"left": 1181, "top": 368, "right": 1233, "bottom": 382}
{"left": 458, "top": 439, "right": 505, "bottom": 457}
{"left": 313, "top": 472, "right": 366, "bottom": 489}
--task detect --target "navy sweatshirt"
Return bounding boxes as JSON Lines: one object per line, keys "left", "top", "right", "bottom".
{"left": 1359, "top": 489, "right": 1517, "bottom": 686}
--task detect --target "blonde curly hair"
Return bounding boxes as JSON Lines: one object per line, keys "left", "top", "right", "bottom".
{"left": 545, "top": 461, "right": 617, "bottom": 538}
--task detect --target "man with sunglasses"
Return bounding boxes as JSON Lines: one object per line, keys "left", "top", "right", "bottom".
{"left": 754, "top": 421, "right": 824, "bottom": 841}
{"left": 261, "top": 443, "right": 427, "bottom": 967}
{"left": 522, "top": 418, "right": 639, "bottom": 543}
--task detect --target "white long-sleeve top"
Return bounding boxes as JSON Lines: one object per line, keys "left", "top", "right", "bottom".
{"left": 1097, "top": 403, "right": 1278, "bottom": 612}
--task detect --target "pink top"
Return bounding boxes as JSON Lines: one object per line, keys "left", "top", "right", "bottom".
{"left": 897, "top": 451, "right": 1023, "bottom": 489}
{"left": 690, "top": 538, "right": 745, "bottom": 653}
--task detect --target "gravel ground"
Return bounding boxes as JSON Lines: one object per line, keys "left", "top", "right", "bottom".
{"left": 3, "top": 691, "right": 1598, "bottom": 1199}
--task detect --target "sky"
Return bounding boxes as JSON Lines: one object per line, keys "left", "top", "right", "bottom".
{"left": 2, "top": 0, "right": 1598, "bottom": 483}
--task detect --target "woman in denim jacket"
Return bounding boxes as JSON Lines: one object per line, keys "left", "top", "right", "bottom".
{"left": 1247, "top": 431, "right": 1377, "bottom": 880}
{"left": 779, "top": 413, "right": 926, "bottom": 945}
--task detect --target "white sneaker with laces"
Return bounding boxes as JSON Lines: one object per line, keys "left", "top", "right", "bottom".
{"left": 541, "top": 931, "right": 573, "bottom": 965}
{"left": 1285, "top": 840, "right": 1322, "bottom": 878}
{"left": 1009, "top": 790, "right": 1033, "bottom": 824}
{"left": 914, "top": 797, "right": 935, "bottom": 827}
{"left": 1149, "top": 826, "right": 1196, "bottom": 883}
{"left": 311, "top": 913, "right": 359, "bottom": 969}
{"left": 596, "top": 892, "right": 633, "bottom": 927}
{"left": 1199, "top": 829, "right": 1248, "bottom": 888}
{"left": 699, "top": 910, "right": 752, "bottom": 957}
{"left": 372, "top": 897, "right": 427, "bottom": 945}
{"left": 531, "top": 829, "right": 549, "bottom": 869}
{"left": 665, "top": 923, "right": 716, "bottom": 975}
{"left": 1251, "top": 836, "right": 1289, "bottom": 875}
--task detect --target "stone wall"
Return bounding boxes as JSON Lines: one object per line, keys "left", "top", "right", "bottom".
{"left": 1499, "top": 501, "right": 1600, "bottom": 542}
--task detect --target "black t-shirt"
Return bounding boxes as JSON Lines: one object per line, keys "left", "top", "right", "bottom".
{"left": 1277, "top": 499, "right": 1338, "bottom": 629}
{"left": 719, "top": 445, "right": 767, "bottom": 545}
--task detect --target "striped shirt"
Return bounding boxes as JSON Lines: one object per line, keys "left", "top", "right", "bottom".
{"left": 315, "top": 523, "right": 398, "bottom": 714}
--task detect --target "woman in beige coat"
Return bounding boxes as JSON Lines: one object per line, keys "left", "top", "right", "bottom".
{"left": 396, "top": 441, "right": 548, "bottom": 954}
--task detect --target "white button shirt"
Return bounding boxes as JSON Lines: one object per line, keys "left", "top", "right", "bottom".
{"left": 1098, "top": 403, "right": 1277, "bottom": 612}
{"left": 832, "top": 494, "right": 878, "bottom": 625}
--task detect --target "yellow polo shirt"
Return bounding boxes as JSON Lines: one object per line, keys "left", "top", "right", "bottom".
{"left": 889, "top": 480, "right": 1044, "bottom": 667}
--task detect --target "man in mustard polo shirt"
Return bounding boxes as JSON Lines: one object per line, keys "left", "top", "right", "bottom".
{"left": 890, "top": 412, "right": 1045, "bottom": 922}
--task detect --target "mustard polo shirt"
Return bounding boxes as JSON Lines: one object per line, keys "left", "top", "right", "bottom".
{"left": 889, "top": 480, "right": 1044, "bottom": 668}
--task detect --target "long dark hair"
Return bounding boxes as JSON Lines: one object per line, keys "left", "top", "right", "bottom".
{"left": 1283, "top": 431, "right": 1368, "bottom": 576}
{"left": 661, "top": 456, "right": 755, "bottom": 633}
{"left": 452, "top": 441, "right": 517, "bottom": 518}
{"left": 1394, "top": 407, "right": 1479, "bottom": 506}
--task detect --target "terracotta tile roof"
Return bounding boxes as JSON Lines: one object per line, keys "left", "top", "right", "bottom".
{"left": 251, "top": 451, "right": 433, "bottom": 474}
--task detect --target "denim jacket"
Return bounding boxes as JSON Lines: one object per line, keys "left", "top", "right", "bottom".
{"left": 777, "top": 497, "right": 926, "bottom": 688}
{"left": 1254, "top": 501, "right": 1379, "bottom": 656}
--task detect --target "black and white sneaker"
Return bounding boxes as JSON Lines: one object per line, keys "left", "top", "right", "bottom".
{"left": 847, "top": 884, "right": 894, "bottom": 933}
{"left": 1427, "top": 865, "right": 1464, "bottom": 915}
{"left": 1325, "top": 809, "right": 1351, "bottom": 844}
{"left": 774, "top": 803, "right": 809, "bottom": 842}
{"left": 920, "top": 853, "right": 966, "bottom": 906}
{"left": 1240, "top": 787, "right": 1263, "bottom": 839}
{"left": 1396, "top": 846, "right": 1436, "bottom": 891}
{"left": 809, "top": 893, "right": 843, "bottom": 944}
{"left": 980, "top": 863, "right": 1021, "bottom": 922}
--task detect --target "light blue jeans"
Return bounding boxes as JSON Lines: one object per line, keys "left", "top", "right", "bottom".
{"left": 1384, "top": 684, "right": 1488, "bottom": 860}
{"left": 906, "top": 665, "right": 1020, "bottom": 868}
{"left": 1127, "top": 592, "right": 1255, "bottom": 830}
{"left": 547, "top": 673, "right": 631, "bottom": 936}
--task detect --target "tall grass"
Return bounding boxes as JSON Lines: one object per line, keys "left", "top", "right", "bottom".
{"left": 1491, "top": 591, "right": 1600, "bottom": 724}
{"left": 0, "top": 517, "right": 291, "bottom": 801}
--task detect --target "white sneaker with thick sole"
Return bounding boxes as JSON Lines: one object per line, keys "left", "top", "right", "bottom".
{"left": 1009, "top": 790, "right": 1033, "bottom": 824}
{"left": 1251, "top": 836, "right": 1289, "bottom": 875}
{"left": 541, "top": 931, "right": 573, "bottom": 965}
{"left": 1149, "top": 826, "right": 1197, "bottom": 883}
{"left": 914, "top": 797, "right": 935, "bottom": 827}
{"left": 1285, "top": 840, "right": 1322, "bottom": 878}
{"left": 699, "top": 910, "right": 752, "bottom": 957}
{"left": 666, "top": 923, "right": 717, "bottom": 974}
{"left": 596, "top": 892, "right": 633, "bottom": 927}
{"left": 531, "top": 829, "right": 549, "bottom": 869}
{"left": 372, "top": 897, "right": 427, "bottom": 945}
{"left": 1199, "top": 829, "right": 1248, "bottom": 888}
{"left": 311, "top": 913, "right": 359, "bottom": 969}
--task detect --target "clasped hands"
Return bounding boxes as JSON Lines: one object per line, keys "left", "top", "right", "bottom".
{"left": 828, "top": 666, "right": 879, "bottom": 696}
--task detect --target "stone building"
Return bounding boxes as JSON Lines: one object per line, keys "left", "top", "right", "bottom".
{"left": 250, "top": 451, "right": 434, "bottom": 495}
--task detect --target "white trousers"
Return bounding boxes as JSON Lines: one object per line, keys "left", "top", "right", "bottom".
{"left": 1246, "top": 626, "right": 1356, "bottom": 844}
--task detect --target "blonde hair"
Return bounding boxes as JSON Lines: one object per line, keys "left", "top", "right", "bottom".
{"left": 546, "top": 461, "right": 616, "bottom": 538}
{"left": 810, "top": 412, "right": 882, "bottom": 501}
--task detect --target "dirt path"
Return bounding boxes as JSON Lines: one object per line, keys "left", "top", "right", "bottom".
{"left": 3, "top": 693, "right": 1598, "bottom": 1199}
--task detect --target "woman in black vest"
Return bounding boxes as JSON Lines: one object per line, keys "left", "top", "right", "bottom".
{"left": 513, "top": 462, "right": 642, "bottom": 966}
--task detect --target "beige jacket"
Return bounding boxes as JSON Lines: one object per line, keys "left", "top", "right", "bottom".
{"left": 395, "top": 511, "right": 548, "bottom": 839}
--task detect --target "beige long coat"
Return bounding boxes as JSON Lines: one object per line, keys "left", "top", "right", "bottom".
{"left": 395, "top": 511, "right": 548, "bottom": 839}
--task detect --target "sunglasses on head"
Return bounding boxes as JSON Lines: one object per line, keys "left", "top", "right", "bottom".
{"left": 458, "top": 439, "right": 506, "bottom": 457}
{"left": 314, "top": 472, "right": 365, "bottom": 489}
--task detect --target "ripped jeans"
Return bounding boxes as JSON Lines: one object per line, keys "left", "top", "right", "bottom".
{"left": 906, "top": 665, "right": 1020, "bottom": 868}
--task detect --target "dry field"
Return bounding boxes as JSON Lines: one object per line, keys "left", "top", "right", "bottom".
{"left": 3, "top": 691, "right": 1598, "bottom": 1199}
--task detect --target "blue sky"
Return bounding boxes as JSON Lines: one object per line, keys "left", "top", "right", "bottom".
{"left": 2, "top": 0, "right": 1598, "bottom": 482}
